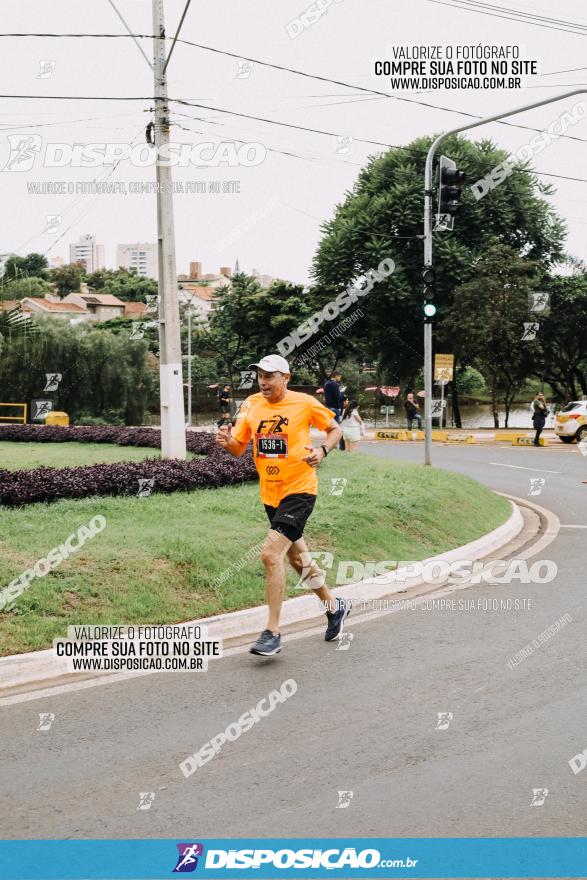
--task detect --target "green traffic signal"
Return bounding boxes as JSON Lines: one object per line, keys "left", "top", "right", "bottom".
{"left": 423, "top": 302, "right": 437, "bottom": 318}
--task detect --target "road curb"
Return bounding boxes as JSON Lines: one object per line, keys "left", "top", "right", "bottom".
{"left": 497, "top": 493, "right": 559, "bottom": 558}
{"left": 0, "top": 500, "right": 523, "bottom": 697}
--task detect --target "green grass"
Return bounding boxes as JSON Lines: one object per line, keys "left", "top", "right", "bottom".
{"left": 0, "top": 441, "right": 200, "bottom": 470}
{"left": 0, "top": 449, "right": 511, "bottom": 656}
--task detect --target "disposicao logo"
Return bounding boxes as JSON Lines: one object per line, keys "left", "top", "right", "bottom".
{"left": 173, "top": 843, "right": 204, "bottom": 872}
{"left": 201, "top": 847, "right": 383, "bottom": 870}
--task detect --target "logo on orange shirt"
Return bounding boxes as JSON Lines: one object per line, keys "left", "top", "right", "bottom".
{"left": 256, "top": 416, "right": 289, "bottom": 433}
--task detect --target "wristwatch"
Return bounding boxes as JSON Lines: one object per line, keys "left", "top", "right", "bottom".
{"left": 320, "top": 445, "right": 329, "bottom": 458}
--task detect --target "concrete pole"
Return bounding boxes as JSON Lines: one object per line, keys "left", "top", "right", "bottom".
{"left": 187, "top": 298, "right": 192, "bottom": 427}
{"left": 152, "top": 0, "right": 186, "bottom": 458}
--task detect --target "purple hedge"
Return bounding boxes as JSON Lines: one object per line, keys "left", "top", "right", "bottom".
{"left": 0, "top": 425, "right": 256, "bottom": 506}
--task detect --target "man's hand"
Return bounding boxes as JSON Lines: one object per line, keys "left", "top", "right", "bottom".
{"left": 216, "top": 424, "right": 232, "bottom": 449}
{"left": 303, "top": 444, "right": 325, "bottom": 468}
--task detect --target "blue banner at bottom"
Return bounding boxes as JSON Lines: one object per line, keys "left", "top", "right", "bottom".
{"left": 1, "top": 838, "right": 586, "bottom": 879}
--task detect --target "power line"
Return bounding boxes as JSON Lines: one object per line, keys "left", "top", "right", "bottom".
{"left": 1, "top": 33, "right": 586, "bottom": 145}
{"left": 175, "top": 95, "right": 587, "bottom": 162}
{"left": 525, "top": 83, "right": 587, "bottom": 89}
{"left": 3, "top": 28, "right": 587, "bottom": 80}
{"left": 0, "top": 42, "right": 586, "bottom": 181}
{"left": 165, "top": 36, "right": 587, "bottom": 143}
{"left": 163, "top": 0, "right": 193, "bottom": 73}
{"left": 0, "top": 33, "right": 155, "bottom": 38}
{"left": 173, "top": 105, "right": 587, "bottom": 184}
{"left": 4, "top": 28, "right": 587, "bottom": 82}
{"left": 536, "top": 172, "right": 587, "bottom": 184}
{"left": 0, "top": 89, "right": 584, "bottom": 183}
{"left": 0, "top": 86, "right": 580, "bottom": 183}
{"left": 14, "top": 127, "right": 146, "bottom": 257}
{"left": 106, "top": 1, "right": 152, "bottom": 70}
{"left": 542, "top": 66, "right": 587, "bottom": 77}
{"left": 446, "top": 0, "right": 587, "bottom": 30}
{"left": 174, "top": 121, "right": 361, "bottom": 165}
{"left": 0, "top": 94, "right": 155, "bottom": 101}
{"left": 0, "top": 110, "right": 149, "bottom": 131}
{"left": 424, "top": 0, "right": 587, "bottom": 36}
{"left": 172, "top": 99, "right": 397, "bottom": 149}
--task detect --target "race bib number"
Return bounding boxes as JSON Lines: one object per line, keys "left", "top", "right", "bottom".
{"left": 255, "top": 433, "right": 288, "bottom": 458}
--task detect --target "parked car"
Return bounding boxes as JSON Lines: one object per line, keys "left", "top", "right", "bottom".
{"left": 554, "top": 401, "right": 587, "bottom": 443}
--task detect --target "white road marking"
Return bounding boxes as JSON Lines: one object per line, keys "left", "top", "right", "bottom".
{"left": 559, "top": 524, "right": 587, "bottom": 529}
{"left": 0, "top": 670, "right": 158, "bottom": 706}
{"left": 489, "top": 462, "right": 561, "bottom": 475}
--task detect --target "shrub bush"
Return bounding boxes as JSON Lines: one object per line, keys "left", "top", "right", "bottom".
{"left": 0, "top": 425, "right": 256, "bottom": 506}
{"left": 75, "top": 414, "right": 111, "bottom": 426}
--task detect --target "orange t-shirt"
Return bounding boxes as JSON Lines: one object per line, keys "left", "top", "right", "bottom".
{"left": 232, "top": 390, "right": 335, "bottom": 506}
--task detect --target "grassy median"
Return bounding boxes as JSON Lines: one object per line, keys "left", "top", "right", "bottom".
{"left": 0, "top": 441, "right": 201, "bottom": 469}
{"left": 0, "top": 444, "right": 511, "bottom": 655}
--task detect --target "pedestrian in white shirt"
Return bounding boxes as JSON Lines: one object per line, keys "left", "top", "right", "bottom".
{"left": 341, "top": 400, "right": 365, "bottom": 452}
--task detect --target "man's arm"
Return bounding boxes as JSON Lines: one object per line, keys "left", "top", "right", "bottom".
{"left": 216, "top": 425, "right": 249, "bottom": 457}
{"left": 303, "top": 418, "right": 342, "bottom": 467}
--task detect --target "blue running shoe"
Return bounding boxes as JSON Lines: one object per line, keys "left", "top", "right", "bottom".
{"left": 250, "top": 629, "right": 282, "bottom": 656}
{"left": 325, "top": 598, "right": 352, "bottom": 641}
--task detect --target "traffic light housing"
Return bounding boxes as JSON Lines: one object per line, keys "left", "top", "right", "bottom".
{"left": 437, "top": 155, "right": 466, "bottom": 231}
{"left": 422, "top": 266, "right": 437, "bottom": 323}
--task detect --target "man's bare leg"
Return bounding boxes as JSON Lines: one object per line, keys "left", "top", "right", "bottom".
{"left": 287, "top": 537, "right": 338, "bottom": 612}
{"left": 260, "top": 529, "right": 292, "bottom": 634}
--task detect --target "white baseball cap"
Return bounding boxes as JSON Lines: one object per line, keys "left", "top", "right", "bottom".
{"left": 248, "top": 354, "right": 290, "bottom": 373}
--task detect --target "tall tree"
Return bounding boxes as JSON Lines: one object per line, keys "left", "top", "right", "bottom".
{"left": 1, "top": 252, "right": 48, "bottom": 282}
{"left": 0, "top": 321, "right": 155, "bottom": 424}
{"left": 532, "top": 272, "right": 587, "bottom": 401}
{"left": 86, "top": 267, "right": 158, "bottom": 301}
{"left": 50, "top": 262, "right": 86, "bottom": 294}
{"left": 21, "top": 253, "right": 49, "bottom": 278}
{"left": 443, "top": 244, "right": 538, "bottom": 427}
{"left": 205, "top": 274, "right": 311, "bottom": 384}
{"left": 0, "top": 276, "right": 51, "bottom": 301}
{"left": 311, "top": 133, "right": 567, "bottom": 423}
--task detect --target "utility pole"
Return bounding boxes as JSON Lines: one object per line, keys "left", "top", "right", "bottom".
{"left": 423, "top": 87, "right": 586, "bottom": 466}
{"left": 152, "top": 0, "right": 186, "bottom": 459}
{"left": 185, "top": 294, "right": 196, "bottom": 427}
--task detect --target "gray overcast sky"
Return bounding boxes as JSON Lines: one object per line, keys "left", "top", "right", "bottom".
{"left": 1, "top": 0, "right": 586, "bottom": 283}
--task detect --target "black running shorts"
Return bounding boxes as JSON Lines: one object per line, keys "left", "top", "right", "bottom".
{"left": 264, "top": 492, "right": 316, "bottom": 542}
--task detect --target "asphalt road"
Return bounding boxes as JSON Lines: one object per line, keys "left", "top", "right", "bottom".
{"left": 1, "top": 440, "right": 585, "bottom": 840}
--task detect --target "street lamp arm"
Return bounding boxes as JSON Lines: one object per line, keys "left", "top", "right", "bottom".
{"left": 424, "top": 87, "right": 587, "bottom": 260}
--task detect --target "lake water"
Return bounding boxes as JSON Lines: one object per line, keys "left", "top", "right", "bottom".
{"left": 180, "top": 401, "right": 559, "bottom": 431}
{"left": 371, "top": 403, "right": 557, "bottom": 430}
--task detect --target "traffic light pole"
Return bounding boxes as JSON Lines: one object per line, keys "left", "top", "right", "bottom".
{"left": 423, "top": 87, "right": 586, "bottom": 466}
{"left": 153, "top": 0, "right": 187, "bottom": 459}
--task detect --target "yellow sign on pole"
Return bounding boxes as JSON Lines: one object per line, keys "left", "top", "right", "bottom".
{"left": 434, "top": 353, "right": 454, "bottom": 381}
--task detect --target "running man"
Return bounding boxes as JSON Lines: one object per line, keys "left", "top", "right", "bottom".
{"left": 216, "top": 354, "right": 351, "bottom": 656}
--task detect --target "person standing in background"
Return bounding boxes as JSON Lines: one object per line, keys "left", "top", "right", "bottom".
{"left": 341, "top": 400, "right": 365, "bottom": 452}
{"left": 531, "top": 391, "right": 549, "bottom": 446}
{"left": 405, "top": 392, "right": 422, "bottom": 430}
{"left": 323, "top": 372, "right": 344, "bottom": 420}
{"left": 323, "top": 371, "right": 345, "bottom": 450}
{"left": 217, "top": 385, "right": 232, "bottom": 428}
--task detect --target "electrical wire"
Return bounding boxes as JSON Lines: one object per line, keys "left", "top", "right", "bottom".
{"left": 0, "top": 110, "right": 149, "bottom": 131}
{"left": 173, "top": 100, "right": 587, "bottom": 179}
{"left": 174, "top": 121, "right": 362, "bottom": 166}
{"left": 172, "top": 106, "right": 587, "bottom": 185}
{"left": 0, "top": 34, "right": 586, "bottom": 145}
{"left": 14, "top": 127, "right": 145, "bottom": 257}
{"left": 163, "top": 0, "right": 193, "bottom": 73}
{"left": 424, "top": 0, "right": 587, "bottom": 36}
